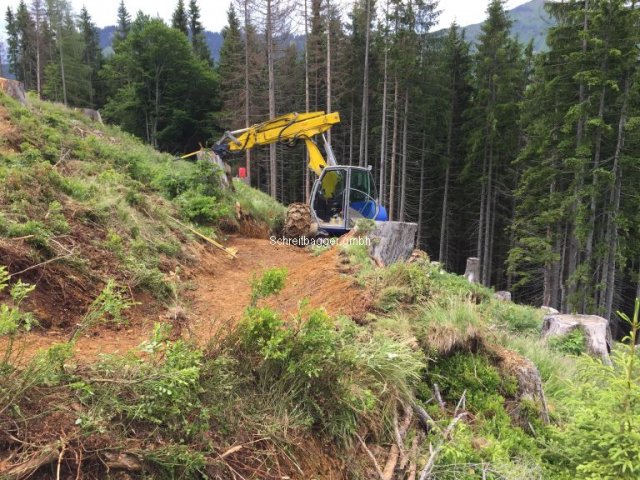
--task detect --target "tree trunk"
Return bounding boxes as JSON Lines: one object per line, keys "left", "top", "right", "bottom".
{"left": 358, "top": 0, "right": 370, "bottom": 167}
{"left": 417, "top": 135, "right": 426, "bottom": 248}
{"left": 57, "top": 21, "right": 67, "bottom": 106}
{"left": 326, "top": 0, "right": 331, "bottom": 146}
{"left": 244, "top": 0, "right": 252, "bottom": 185}
{"left": 477, "top": 136, "right": 488, "bottom": 267}
{"left": 304, "top": 0, "right": 310, "bottom": 200}
{"left": 266, "top": 0, "right": 277, "bottom": 199}
{"left": 482, "top": 142, "right": 494, "bottom": 286}
{"left": 440, "top": 75, "right": 456, "bottom": 267}
{"left": 348, "top": 106, "right": 354, "bottom": 166}
{"left": 379, "top": 42, "right": 388, "bottom": 207}
{"left": 565, "top": 0, "right": 590, "bottom": 311}
{"left": 584, "top": 79, "right": 608, "bottom": 309}
{"left": 34, "top": 1, "right": 42, "bottom": 98}
{"left": 389, "top": 78, "right": 399, "bottom": 221}
{"left": 602, "top": 76, "right": 630, "bottom": 321}
{"left": 399, "top": 90, "right": 409, "bottom": 222}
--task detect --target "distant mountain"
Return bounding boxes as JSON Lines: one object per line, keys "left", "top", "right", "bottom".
{"left": 1, "top": 65, "right": 14, "bottom": 80}
{"left": 461, "top": 0, "right": 554, "bottom": 51}
{"left": 97, "top": 26, "right": 223, "bottom": 62}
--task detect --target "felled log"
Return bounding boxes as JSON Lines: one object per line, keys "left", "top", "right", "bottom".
{"left": 368, "top": 221, "right": 417, "bottom": 266}
{"left": 541, "top": 314, "right": 611, "bottom": 363}
{"left": 0, "top": 77, "right": 28, "bottom": 105}
{"left": 464, "top": 257, "right": 480, "bottom": 283}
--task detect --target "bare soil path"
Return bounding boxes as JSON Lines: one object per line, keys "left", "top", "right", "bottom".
{"left": 9, "top": 236, "right": 369, "bottom": 361}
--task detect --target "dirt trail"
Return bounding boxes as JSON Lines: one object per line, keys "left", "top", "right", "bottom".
{"left": 10, "top": 236, "right": 369, "bottom": 361}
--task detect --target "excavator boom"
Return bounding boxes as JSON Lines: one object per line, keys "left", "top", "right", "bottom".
{"left": 214, "top": 111, "right": 340, "bottom": 176}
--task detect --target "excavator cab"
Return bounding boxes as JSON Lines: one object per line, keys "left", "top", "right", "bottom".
{"left": 311, "top": 166, "right": 388, "bottom": 234}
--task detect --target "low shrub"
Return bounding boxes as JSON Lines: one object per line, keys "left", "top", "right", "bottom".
{"left": 235, "top": 305, "right": 424, "bottom": 442}
{"left": 548, "top": 328, "right": 587, "bottom": 356}
{"left": 544, "top": 301, "right": 640, "bottom": 479}
{"left": 250, "top": 267, "right": 287, "bottom": 306}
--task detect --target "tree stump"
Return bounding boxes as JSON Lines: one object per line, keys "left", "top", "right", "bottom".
{"left": 200, "top": 150, "right": 233, "bottom": 190}
{"left": 494, "top": 291, "right": 512, "bottom": 302}
{"left": 0, "top": 77, "right": 28, "bottom": 105}
{"left": 79, "top": 108, "right": 103, "bottom": 124}
{"left": 368, "top": 221, "right": 417, "bottom": 266}
{"left": 464, "top": 257, "right": 480, "bottom": 283}
{"left": 541, "top": 306, "right": 559, "bottom": 315}
{"left": 541, "top": 314, "right": 611, "bottom": 363}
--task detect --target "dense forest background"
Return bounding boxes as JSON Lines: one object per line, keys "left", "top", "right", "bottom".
{"left": 3, "top": 0, "right": 639, "bottom": 334}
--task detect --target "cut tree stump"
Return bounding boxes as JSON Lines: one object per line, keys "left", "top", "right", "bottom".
{"left": 464, "top": 257, "right": 480, "bottom": 283}
{"left": 541, "top": 314, "right": 611, "bottom": 363}
{"left": 0, "top": 77, "right": 28, "bottom": 105}
{"left": 368, "top": 221, "right": 417, "bottom": 266}
{"left": 494, "top": 291, "right": 512, "bottom": 302}
{"left": 79, "top": 108, "right": 103, "bottom": 124}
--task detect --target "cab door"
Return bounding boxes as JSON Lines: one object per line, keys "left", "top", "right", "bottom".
{"left": 311, "top": 167, "right": 348, "bottom": 232}
{"left": 346, "top": 168, "right": 380, "bottom": 227}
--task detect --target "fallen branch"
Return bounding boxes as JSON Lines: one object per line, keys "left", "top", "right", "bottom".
{"left": 168, "top": 216, "right": 237, "bottom": 258}
{"left": 4, "top": 443, "right": 60, "bottom": 479}
{"left": 9, "top": 252, "right": 74, "bottom": 278}
{"left": 56, "top": 438, "right": 66, "bottom": 480}
{"left": 433, "top": 383, "right": 445, "bottom": 411}
{"left": 413, "top": 403, "right": 438, "bottom": 435}
{"left": 418, "top": 391, "right": 467, "bottom": 480}
{"left": 356, "top": 433, "right": 385, "bottom": 480}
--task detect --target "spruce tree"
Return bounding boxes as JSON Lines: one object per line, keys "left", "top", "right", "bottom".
{"left": 466, "top": 0, "right": 524, "bottom": 287}
{"left": 78, "top": 6, "right": 101, "bottom": 107}
{"left": 218, "top": 5, "right": 244, "bottom": 127}
{"left": 188, "top": 0, "right": 212, "bottom": 65}
{"left": 172, "top": 0, "right": 189, "bottom": 36}
{"left": 14, "top": 0, "right": 37, "bottom": 91}
{"left": 5, "top": 8, "right": 20, "bottom": 79}
{"left": 116, "top": 0, "right": 131, "bottom": 40}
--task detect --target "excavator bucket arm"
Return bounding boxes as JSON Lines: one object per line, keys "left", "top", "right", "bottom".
{"left": 213, "top": 111, "right": 340, "bottom": 176}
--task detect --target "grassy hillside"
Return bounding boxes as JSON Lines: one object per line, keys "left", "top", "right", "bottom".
{"left": 0, "top": 94, "right": 638, "bottom": 479}
{"left": 0, "top": 91, "right": 285, "bottom": 335}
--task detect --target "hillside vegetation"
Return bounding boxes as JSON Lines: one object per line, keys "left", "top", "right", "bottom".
{"left": 1, "top": 94, "right": 639, "bottom": 479}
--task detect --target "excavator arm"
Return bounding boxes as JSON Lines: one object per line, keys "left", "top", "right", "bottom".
{"left": 213, "top": 111, "right": 340, "bottom": 176}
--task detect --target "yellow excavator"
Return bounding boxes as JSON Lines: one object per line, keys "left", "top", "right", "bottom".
{"left": 213, "top": 111, "right": 391, "bottom": 238}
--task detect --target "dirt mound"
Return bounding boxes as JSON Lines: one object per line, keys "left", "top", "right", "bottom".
{"left": 189, "top": 236, "right": 370, "bottom": 340}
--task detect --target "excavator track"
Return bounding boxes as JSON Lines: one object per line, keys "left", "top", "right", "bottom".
{"left": 284, "top": 203, "right": 317, "bottom": 238}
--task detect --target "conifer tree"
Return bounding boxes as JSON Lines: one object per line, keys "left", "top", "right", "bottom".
{"left": 172, "top": 0, "right": 189, "bottom": 36}
{"left": 218, "top": 5, "right": 244, "bottom": 127}
{"left": 78, "top": 6, "right": 101, "bottom": 106}
{"left": 188, "top": 0, "right": 212, "bottom": 65}
{"left": 466, "top": 0, "right": 524, "bottom": 286}
{"left": 116, "top": 0, "right": 131, "bottom": 40}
